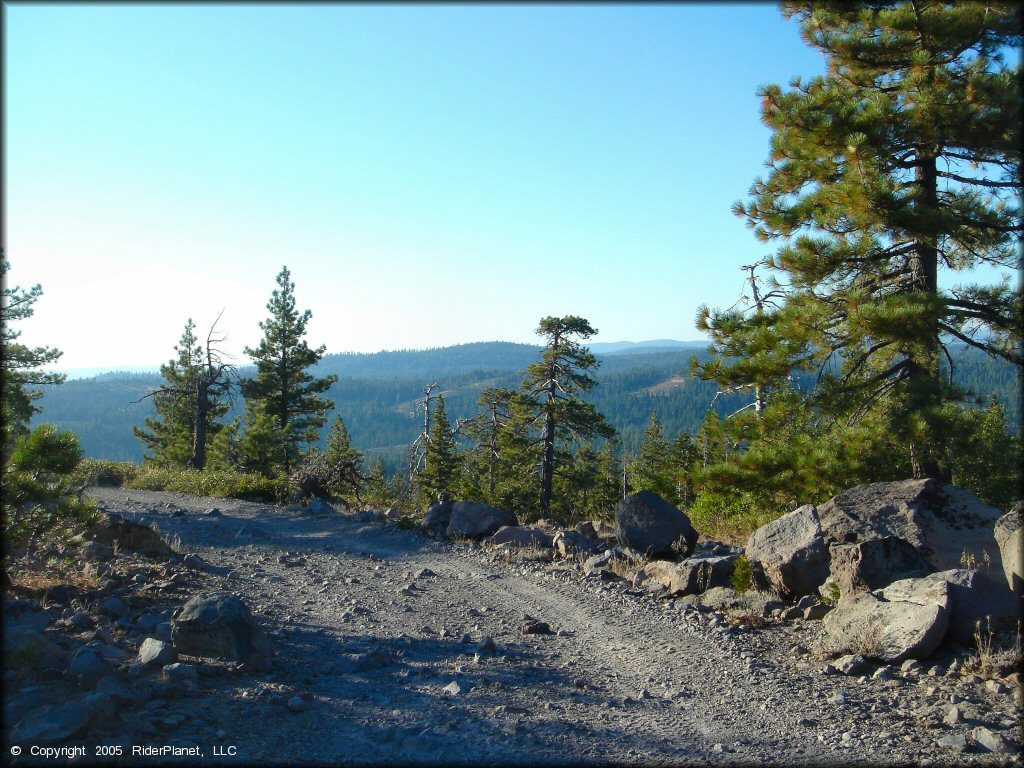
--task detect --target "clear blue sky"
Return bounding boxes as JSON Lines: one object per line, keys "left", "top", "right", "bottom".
{"left": 6, "top": 3, "right": 829, "bottom": 370}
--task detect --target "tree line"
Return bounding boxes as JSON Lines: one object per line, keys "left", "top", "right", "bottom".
{"left": 5, "top": 2, "right": 1021, "bottom": 565}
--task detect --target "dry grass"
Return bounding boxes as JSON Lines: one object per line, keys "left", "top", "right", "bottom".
{"left": 8, "top": 552, "right": 105, "bottom": 596}
{"left": 606, "top": 551, "right": 646, "bottom": 581}
{"left": 962, "top": 618, "right": 1023, "bottom": 679}
{"left": 487, "top": 543, "right": 555, "bottom": 563}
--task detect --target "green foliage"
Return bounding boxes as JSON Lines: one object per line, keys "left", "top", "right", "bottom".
{"left": 237, "top": 404, "right": 290, "bottom": 478}
{"left": 133, "top": 318, "right": 230, "bottom": 468}
{"left": 709, "top": 2, "right": 1023, "bottom": 481}
{"left": 72, "top": 459, "right": 141, "bottom": 488}
{"left": 125, "top": 466, "right": 293, "bottom": 502}
{"left": 731, "top": 555, "right": 753, "bottom": 594}
{"left": 417, "top": 395, "right": 462, "bottom": 504}
{"left": 1, "top": 257, "right": 65, "bottom": 454}
{"left": 949, "top": 396, "right": 1023, "bottom": 511}
{"left": 3, "top": 425, "right": 99, "bottom": 560}
{"left": 626, "top": 412, "right": 677, "bottom": 504}
{"left": 687, "top": 489, "right": 784, "bottom": 545}
{"left": 522, "top": 316, "right": 616, "bottom": 516}
{"left": 241, "top": 266, "right": 337, "bottom": 474}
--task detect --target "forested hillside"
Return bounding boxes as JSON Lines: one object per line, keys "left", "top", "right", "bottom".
{"left": 32, "top": 341, "right": 1020, "bottom": 474}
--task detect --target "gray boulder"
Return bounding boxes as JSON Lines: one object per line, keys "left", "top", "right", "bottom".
{"left": 447, "top": 502, "right": 518, "bottom": 540}
{"left": 11, "top": 699, "right": 95, "bottom": 744}
{"left": 614, "top": 491, "right": 698, "bottom": 559}
{"left": 828, "top": 536, "right": 930, "bottom": 599}
{"left": 137, "top": 637, "right": 177, "bottom": 668}
{"left": 421, "top": 499, "right": 454, "bottom": 535}
{"left": 80, "top": 540, "right": 114, "bottom": 561}
{"left": 488, "top": 525, "right": 553, "bottom": 550}
{"left": 171, "top": 594, "right": 272, "bottom": 671}
{"left": 307, "top": 497, "right": 336, "bottom": 516}
{"left": 818, "top": 479, "right": 1006, "bottom": 578}
{"left": 994, "top": 503, "right": 1022, "bottom": 596}
{"left": 644, "top": 555, "right": 737, "bottom": 596}
{"left": 937, "top": 568, "right": 1021, "bottom": 646}
{"left": 75, "top": 512, "right": 174, "bottom": 557}
{"left": 6, "top": 627, "right": 65, "bottom": 673}
{"left": 67, "top": 644, "right": 130, "bottom": 686}
{"left": 746, "top": 504, "right": 829, "bottom": 599}
{"left": 823, "top": 572, "right": 951, "bottom": 662}
{"left": 553, "top": 529, "right": 601, "bottom": 557}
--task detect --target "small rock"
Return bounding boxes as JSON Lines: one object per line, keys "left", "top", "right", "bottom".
{"left": 872, "top": 666, "right": 893, "bottom": 681}
{"left": 834, "top": 655, "right": 869, "bottom": 676}
{"left": 442, "top": 681, "right": 463, "bottom": 696}
{"left": 205, "top": 508, "right": 223, "bottom": 517}
{"left": 827, "top": 692, "right": 846, "bottom": 706}
{"left": 901, "top": 659, "right": 922, "bottom": 675}
{"left": 803, "top": 603, "right": 832, "bottom": 621}
{"left": 98, "top": 597, "right": 129, "bottom": 618}
{"left": 286, "top": 696, "right": 306, "bottom": 712}
{"left": 161, "top": 663, "right": 199, "bottom": 685}
{"left": 943, "top": 706, "right": 962, "bottom": 726}
{"left": 936, "top": 733, "right": 968, "bottom": 753}
{"left": 985, "top": 679, "right": 1007, "bottom": 695}
{"left": 477, "top": 636, "right": 496, "bottom": 653}
{"left": 137, "top": 638, "right": 177, "bottom": 667}
{"left": 521, "top": 619, "right": 553, "bottom": 635}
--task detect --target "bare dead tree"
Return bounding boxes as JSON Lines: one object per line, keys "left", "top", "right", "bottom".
{"left": 407, "top": 382, "right": 438, "bottom": 479}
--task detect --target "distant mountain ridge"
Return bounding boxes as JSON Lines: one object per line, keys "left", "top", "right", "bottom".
{"left": 33, "top": 340, "right": 1018, "bottom": 473}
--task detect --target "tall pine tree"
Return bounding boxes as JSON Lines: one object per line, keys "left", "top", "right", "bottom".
{"left": 706, "top": 2, "right": 1022, "bottom": 480}
{"left": 242, "top": 267, "right": 338, "bottom": 475}
{"left": 522, "top": 316, "right": 615, "bottom": 516}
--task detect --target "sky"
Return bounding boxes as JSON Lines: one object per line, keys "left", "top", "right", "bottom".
{"left": 5, "top": 3, "right": 833, "bottom": 371}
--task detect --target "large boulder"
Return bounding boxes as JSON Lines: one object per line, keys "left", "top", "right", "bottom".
{"left": 817, "top": 479, "right": 1006, "bottom": 578}
{"left": 938, "top": 568, "right": 1021, "bottom": 646}
{"left": 447, "top": 502, "right": 518, "bottom": 540}
{"left": 75, "top": 513, "right": 174, "bottom": 557}
{"left": 614, "top": 491, "right": 698, "bottom": 559}
{"left": 994, "top": 503, "right": 1023, "bottom": 596}
{"left": 171, "top": 594, "right": 272, "bottom": 671}
{"left": 823, "top": 572, "right": 951, "bottom": 662}
{"left": 488, "top": 526, "right": 553, "bottom": 550}
{"left": 746, "top": 504, "right": 829, "bottom": 599}
{"left": 828, "top": 537, "right": 930, "bottom": 600}
{"left": 421, "top": 499, "right": 454, "bottom": 536}
{"left": 645, "top": 555, "right": 738, "bottom": 596}
{"left": 553, "top": 530, "right": 601, "bottom": 558}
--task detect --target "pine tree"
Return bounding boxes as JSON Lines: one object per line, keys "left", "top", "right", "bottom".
{"left": 523, "top": 316, "right": 615, "bottom": 516}
{"left": 242, "top": 267, "right": 338, "bottom": 475}
{"left": 417, "top": 395, "right": 462, "bottom": 503}
{"left": 323, "top": 414, "right": 366, "bottom": 499}
{"left": 592, "top": 440, "right": 624, "bottom": 519}
{"left": 713, "top": 3, "right": 1022, "bottom": 480}
{"left": 134, "top": 319, "right": 231, "bottom": 468}
{"left": 459, "top": 386, "right": 515, "bottom": 504}
{"left": 238, "top": 404, "right": 289, "bottom": 477}
{"left": 627, "top": 412, "right": 676, "bottom": 504}
{"left": 668, "top": 431, "right": 700, "bottom": 508}
{"left": 1, "top": 257, "right": 64, "bottom": 454}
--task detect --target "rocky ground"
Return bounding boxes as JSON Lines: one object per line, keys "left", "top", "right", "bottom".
{"left": 3, "top": 487, "right": 1022, "bottom": 766}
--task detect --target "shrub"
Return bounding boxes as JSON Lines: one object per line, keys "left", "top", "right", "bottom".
{"left": 125, "top": 466, "right": 294, "bottom": 502}
{"left": 3, "top": 425, "right": 100, "bottom": 562}
{"left": 72, "top": 459, "right": 141, "bottom": 488}
{"left": 688, "top": 490, "right": 782, "bottom": 544}
{"left": 731, "top": 555, "right": 753, "bottom": 594}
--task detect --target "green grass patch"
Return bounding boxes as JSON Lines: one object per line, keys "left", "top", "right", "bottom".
{"left": 73, "top": 459, "right": 142, "bottom": 488}
{"left": 125, "top": 466, "right": 294, "bottom": 503}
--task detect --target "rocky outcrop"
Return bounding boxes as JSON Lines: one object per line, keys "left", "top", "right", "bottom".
{"left": 817, "top": 479, "right": 1006, "bottom": 579}
{"left": 994, "top": 503, "right": 1022, "bottom": 596}
{"left": 614, "top": 491, "right": 698, "bottom": 559}
{"left": 823, "top": 572, "right": 951, "bottom": 663}
{"left": 745, "top": 504, "right": 829, "bottom": 599}
{"left": 447, "top": 502, "right": 518, "bottom": 540}
{"left": 75, "top": 513, "right": 174, "bottom": 557}
{"left": 489, "top": 526, "right": 553, "bottom": 550}
{"left": 171, "top": 594, "right": 272, "bottom": 671}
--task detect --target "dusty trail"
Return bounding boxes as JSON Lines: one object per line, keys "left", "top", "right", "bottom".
{"left": 72, "top": 487, "right": 1013, "bottom": 766}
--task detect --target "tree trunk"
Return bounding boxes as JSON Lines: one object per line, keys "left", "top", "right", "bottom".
{"left": 540, "top": 409, "right": 555, "bottom": 515}
{"left": 908, "top": 151, "right": 946, "bottom": 480}
{"left": 188, "top": 379, "right": 209, "bottom": 470}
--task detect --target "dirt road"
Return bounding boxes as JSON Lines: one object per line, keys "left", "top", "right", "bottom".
{"left": 65, "top": 488, "right": 1018, "bottom": 766}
